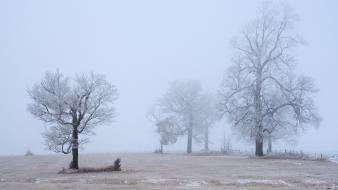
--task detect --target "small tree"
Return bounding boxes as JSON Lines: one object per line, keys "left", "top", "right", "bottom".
{"left": 28, "top": 70, "right": 118, "bottom": 169}
{"left": 156, "top": 117, "right": 181, "bottom": 153}
{"left": 148, "top": 107, "right": 182, "bottom": 153}
{"left": 219, "top": 2, "right": 320, "bottom": 156}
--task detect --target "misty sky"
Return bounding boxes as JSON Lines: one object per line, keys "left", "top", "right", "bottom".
{"left": 0, "top": 0, "right": 337, "bottom": 155}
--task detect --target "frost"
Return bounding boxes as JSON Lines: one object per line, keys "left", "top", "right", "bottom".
{"left": 237, "top": 179, "right": 293, "bottom": 186}
{"left": 303, "top": 178, "right": 326, "bottom": 185}
{"left": 180, "top": 180, "right": 208, "bottom": 189}
{"left": 143, "top": 178, "right": 170, "bottom": 184}
{"left": 329, "top": 155, "right": 338, "bottom": 164}
{"left": 35, "top": 178, "right": 49, "bottom": 184}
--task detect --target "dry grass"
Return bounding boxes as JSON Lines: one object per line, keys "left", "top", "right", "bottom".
{"left": 59, "top": 158, "right": 121, "bottom": 174}
{"left": 253, "top": 152, "right": 328, "bottom": 161}
{"left": 58, "top": 165, "right": 121, "bottom": 174}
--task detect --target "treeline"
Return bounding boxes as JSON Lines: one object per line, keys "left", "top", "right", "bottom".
{"left": 148, "top": 2, "right": 320, "bottom": 156}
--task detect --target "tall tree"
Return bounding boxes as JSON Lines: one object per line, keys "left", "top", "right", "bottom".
{"left": 219, "top": 2, "right": 320, "bottom": 156}
{"left": 159, "top": 80, "right": 203, "bottom": 153}
{"left": 194, "top": 93, "right": 218, "bottom": 151}
{"left": 28, "top": 70, "right": 118, "bottom": 169}
{"left": 149, "top": 82, "right": 218, "bottom": 153}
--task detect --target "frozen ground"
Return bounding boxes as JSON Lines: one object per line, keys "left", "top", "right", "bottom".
{"left": 330, "top": 155, "right": 338, "bottom": 164}
{"left": 0, "top": 153, "right": 337, "bottom": 190}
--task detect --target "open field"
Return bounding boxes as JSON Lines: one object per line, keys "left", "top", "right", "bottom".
{"left": 0, "top": 153, "right": 337, "bottom": 190}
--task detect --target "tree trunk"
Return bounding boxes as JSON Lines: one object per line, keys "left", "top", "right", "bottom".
{"left": 160, "top": 143, "right": 163, "bottom": 153}
{"left": 267, "top": 133, "right": 272, "bottom": 154}
{"left": 204, "top": 127, "right": 209, "bottom": 151}
{"left": 254, "top": 69, "right": 263, "bottom": 157}
{"left": 70, "top": 126, "right": 79, "bottom": 169}
{"left": 255, "top": 140, "right": 263, "bottom": 156}
{"left": 187, "top": 127, "right": 192, "bottom": 154}
{"left": 255, "top": 126, "right": 264, "bottom": 156}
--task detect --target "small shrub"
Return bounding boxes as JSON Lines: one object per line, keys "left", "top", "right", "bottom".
{"left": 25, "top": 150, "right": 34, "bottom": 156}
{"left": 114, "top": 158, "right": 121, "bottom": 171}
{"left": 154, "top": 149, "right": 163, "bottom": 154}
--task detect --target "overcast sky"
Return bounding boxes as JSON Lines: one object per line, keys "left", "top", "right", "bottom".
{"left": 0, "top": 0, "right": 337, "bottom": 155}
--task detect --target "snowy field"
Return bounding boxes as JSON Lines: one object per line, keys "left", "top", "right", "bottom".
{"left": 330, "top": 155, "right": 338, "bottom": 164}
{"left": 0, "top": 153, "right": 337, "bottom": 190}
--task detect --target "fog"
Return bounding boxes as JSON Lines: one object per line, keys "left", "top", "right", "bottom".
{"left": 0, "top": 0, "right": 337, "bottom": 155}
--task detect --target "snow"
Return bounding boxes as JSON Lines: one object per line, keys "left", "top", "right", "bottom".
{"left": 143, "top": 177, "right": 170, "bottom": 184}
{"left": 303, "top": 178, "right": 327, "bottom": 185}
{"left": 0, "top": 153, "right": 337, "bottom": 190}
{"left": 183, "top": 180, "right": 208, "bottom": 188}
{"left": 35, "top": 178, "right": 49, "bottom": 184}
{"left": 237, "top": 179, "right": 294, "bottom": 186}
{"left": 329, "top": 155, "right": 338, "bottom": 164}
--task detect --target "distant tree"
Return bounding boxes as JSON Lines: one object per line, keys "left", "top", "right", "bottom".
{"left": 219, "top": 2, "right": 320, "bottom": 156}
{"left": 25, "top": 149, "right": 34, "bottom": 156}
{"left": 149, "top": 83, "right": 218, "bottom": 153}
{"left": 28, "top": 70, "right": 118, "bottom": 169}
{"left": 194, "top": 93, "right": 219, "bottom": 151}
{"left": 148, "top": 107, "right": 179, "bottom": 153}
{"left": 262, "top": 92, "right": 299, "bottom": 154}
{"left": 158, "top": 80, "right": 203, "bottom": 153}
{"left": 156, "top": 117, "right": 181, "bottom": 153}
{"left": 220, "top": 133, "right": 232, "bottom": 153}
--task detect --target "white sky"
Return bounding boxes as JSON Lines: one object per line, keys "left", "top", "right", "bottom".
{"left": 0, "top": 0, "right": 337, "bottom": 155}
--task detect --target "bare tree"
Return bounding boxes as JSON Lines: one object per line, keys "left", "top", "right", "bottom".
{"left": 219, "top": 2, "right": 320, "bottom": 156}
{"left": 148, "top": 81, "right": 206, "bottom": 153}
{"left": 149, "top": 82, "right": 218, "bottom": 153}
{"left": 194, "top": 93, "right": 219, "bottom": 151}
{"left": 263, "top": 92, "right": 299, "bottom": 154}
{"left": 28, "top": 70, "right": 118, "bottom": 169}
{"left": 220, "top": 133, "right": 232, "bottom": 153}
{"left": 157, "top": 80, "right": 203, "bottom": 153}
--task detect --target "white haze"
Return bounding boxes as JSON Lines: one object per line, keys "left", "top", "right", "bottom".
{"left": 0, "top": 0, "right": 337, "bottom": 155}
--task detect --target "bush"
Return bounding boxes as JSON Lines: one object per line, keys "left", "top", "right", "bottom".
{"left": 154, "top": 149, "right": 163, "bottom": 154}
{"left": 25, "top": 150, "right": 34, "bottom": 156}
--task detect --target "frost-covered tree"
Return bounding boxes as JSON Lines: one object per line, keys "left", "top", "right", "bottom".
{"left": 263, "top": 92, "right": 299, "bottom": 153}
{"left": 159, "top": 80, "right": 203, "bottom": 153}
{"left": 219, "top": 2, "right": 320, "bottom": 156}
{"left": 147, "top": 107, "right": 182, "bottom": 153}
{"left": 156, "top": 117, "right": 182, "bottom": 153}
{"left": 149, "top": 82, "right": 218, "bottom": 153}
{"left": 28, "top": 70, "right": 118, "bottom": 169}
{"left": 194, "top": 93, "right": 219, "bottom": 151}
